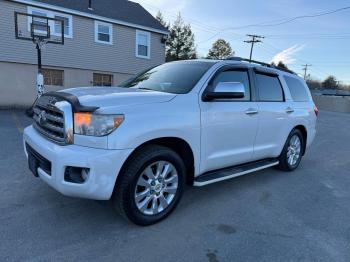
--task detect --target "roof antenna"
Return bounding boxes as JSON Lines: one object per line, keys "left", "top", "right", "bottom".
{"left": 88, "top": 0, "right": 93, "bottom": 10}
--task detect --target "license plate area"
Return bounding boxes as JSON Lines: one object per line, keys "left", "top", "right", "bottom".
{"left": 26, "top": 143, "right": 52, "bottom": 176}
{"left": 28, "top": 153, "right": 39, "bottom": 177}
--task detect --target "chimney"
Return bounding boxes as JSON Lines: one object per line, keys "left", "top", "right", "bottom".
{"left": 88, "top": 0, "right": 93, "bottom": 10}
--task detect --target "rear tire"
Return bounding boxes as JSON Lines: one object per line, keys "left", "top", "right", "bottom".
{"left": 278, "top": 129, "right": 304, "bottom": 171}
{"left": 112, "top": 145, "right": 186, "bottom": 226}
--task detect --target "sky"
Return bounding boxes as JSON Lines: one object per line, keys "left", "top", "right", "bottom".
{"left": 131, "top": 0, "right": 350, "bottom": 84}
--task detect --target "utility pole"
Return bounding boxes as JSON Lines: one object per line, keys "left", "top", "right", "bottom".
{"left": 302, "top": 64, "right": 312, "bottom": 80}
{"left": 244, "top": 34, "right": 264, "bottom": 62}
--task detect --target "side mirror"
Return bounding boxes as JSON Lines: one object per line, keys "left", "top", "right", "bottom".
{"left": 203, "top": 82, "right": 245, "bottom": 101}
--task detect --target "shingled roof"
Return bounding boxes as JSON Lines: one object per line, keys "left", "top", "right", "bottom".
{"left": 32, "top": 0, "right": 167, "bottom": 33}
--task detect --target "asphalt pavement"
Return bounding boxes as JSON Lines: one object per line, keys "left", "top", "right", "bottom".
{"left": 1, "top": 110, "right": 350, "bottom": 262}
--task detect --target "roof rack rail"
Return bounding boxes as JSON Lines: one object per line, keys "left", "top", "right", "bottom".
{"left": 225, "top": 57, "right": 296, "bottom": 75}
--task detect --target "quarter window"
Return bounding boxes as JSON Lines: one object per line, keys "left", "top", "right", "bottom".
{"left": 211, "top": 70, "right": 251, "bottom": 101}
{"left": 93, "top": 73, "right": 113, "bottom": 87}
{"left": 136, "top": 30, "right": 151, "bottom": 58}
{"left": 256, "top": 73, "right": 284, "bottom": 102}
{"left": 42, "top": 69, "right": 64, "bottom": 86}
{"left": 95, "top": 21, "right": 113, "bottom": 44}
{"left": 284, "top": 76, "right": 310, "bottom": 102}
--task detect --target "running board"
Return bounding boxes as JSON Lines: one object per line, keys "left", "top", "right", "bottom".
{"left": 194, "top": 159, "right": 279, "bottom": 187}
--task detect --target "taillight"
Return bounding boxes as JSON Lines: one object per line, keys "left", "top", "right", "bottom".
{"left": 314, "top": 105, "right": 319, "bottom": 117}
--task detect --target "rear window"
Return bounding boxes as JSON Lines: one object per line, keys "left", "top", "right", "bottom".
{"left": 255, "top": 73, "right": 284, "bottom": 102}
{"left": 284, "top": 76, "right": 310, "bottom": 102}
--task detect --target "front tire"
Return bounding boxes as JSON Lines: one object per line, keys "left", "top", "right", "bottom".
{"left": 278, "top": 129, "right": 304, "bottom": 171}
{"left": 112, "top": 145, "right": 186, "bottom": 226}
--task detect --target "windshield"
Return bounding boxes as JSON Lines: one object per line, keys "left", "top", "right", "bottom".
{"left": 120, "top": 61, "right": 214, "bottom": 94}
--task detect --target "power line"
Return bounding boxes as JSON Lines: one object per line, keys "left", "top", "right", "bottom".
{"left": 136, "top": 0, "right": 348, "bottom": 81}
{"left": 263, "top": 41, "right": 335, "bottom": 79}
{"left": 136, "top": 0, "right": 350, "bottom": 47}
{"left": 197, "top": 31, "right": 245, "bottom": 44}
{"left": 267, "top": 35, "right": 350, "bottom": 40}
{"left": 244, "top": 34, "right": 265, "bottom": 62}
{"left": 224, "top": 6, "right": 350, "bottom": 30}
{"left": 260, "top": 42, "right": 348, "bottom": 82}
{"left": 135, "top": 0, "right": 221, "bottom": 33}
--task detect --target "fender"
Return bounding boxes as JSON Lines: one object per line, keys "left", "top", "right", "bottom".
{"left": 111, "top": 128, "right": 201, "bottom": 177}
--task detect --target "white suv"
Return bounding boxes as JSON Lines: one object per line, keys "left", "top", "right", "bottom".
{"left": 23, "top": 58, "right": 318, "bottom": 225}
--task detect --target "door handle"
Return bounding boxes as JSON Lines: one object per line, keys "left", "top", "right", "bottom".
{"left": 245, "top": 108, "right": 259, "bottom": 115}
{"left": 285, "top": 107, "right": 294, "bottom": 113}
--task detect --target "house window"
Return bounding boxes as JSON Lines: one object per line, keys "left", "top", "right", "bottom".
{"left": 54, "top": 15, "right": 72, "bottom": 37}
{"left": 95, "top": 21, "right": 113, "bottom": 44}
{"left": 42, "top": 69, "right": 64, "bottom": 86}
{"left": 136, "top": 30, "right": 151, "bottom": 58}
{"left": 30, "top": 10, "right": 48, "bottom": 34}
{"left": 27, "top": 7, "right": 73, "bottom": 38}
{"left": 31, "top": 10, "right": 47, "bottom": 17}
{"left": 93, "top": 73, "right": 113, "bottom": 86}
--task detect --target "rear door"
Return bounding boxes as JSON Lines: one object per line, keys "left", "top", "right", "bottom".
{"left": 252, "top": 69, "right": 292, "bottom": 160}
{"left": 199, "top": 66, "right": 259, "bottom": 173}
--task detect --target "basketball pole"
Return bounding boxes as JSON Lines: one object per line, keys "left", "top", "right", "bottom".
{"left": 36, "top": 43, "right": 44, "bottom": 97}
{"left": 15, "top": 12, "right": 64, "bottom": 117}
{"left": 25, "top": 43, "right": 43, "bottom": 117}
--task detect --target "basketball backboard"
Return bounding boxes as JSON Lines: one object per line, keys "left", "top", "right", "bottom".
{"left": 15, "top": 12, "right": 64, "bottom": 45}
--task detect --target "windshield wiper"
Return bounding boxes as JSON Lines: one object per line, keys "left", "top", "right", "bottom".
{"left": 138, "top": 87, "right": 173, "bottom": 94}
{"left": 138, "top": 87, "right": 155, "bottom": 91}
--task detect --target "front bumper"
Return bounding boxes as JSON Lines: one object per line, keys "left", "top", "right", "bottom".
{"left": 23, "top": 126, "right": 133, "bottom": 200}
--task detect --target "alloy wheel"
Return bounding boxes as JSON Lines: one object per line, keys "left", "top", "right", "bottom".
{"left": 287, "top": 135, "right": 301, "bottom": 166}
{"left": 134, "top": 161, "right": 179, "bottom": 215}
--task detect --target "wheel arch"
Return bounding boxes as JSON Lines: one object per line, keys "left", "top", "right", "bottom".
{"left": 118, "top": 137, "right": 196, "bottom": 186}
{"left": 293, "top": 125, "right": 307, "bottom": 155}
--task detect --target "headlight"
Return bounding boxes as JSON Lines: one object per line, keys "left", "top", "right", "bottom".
{"left": 74, "top": 113, "right": 124, "bottom": 136}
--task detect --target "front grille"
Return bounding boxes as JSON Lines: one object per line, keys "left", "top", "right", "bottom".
{"left": 33, "top": 98, "right": 66, "bottom": 144}
{"left": 26, "top": 143, "right": 52, "bottom": 175}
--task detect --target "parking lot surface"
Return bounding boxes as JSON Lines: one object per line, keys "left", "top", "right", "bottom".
{"left": 1, "top": 110, "right": 350, "bottom": 262}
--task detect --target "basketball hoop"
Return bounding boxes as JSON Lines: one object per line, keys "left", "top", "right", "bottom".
{"left": 14, "top": 12, "right": 64, "bottom": 116}
{"left": 32, "top": 36, "right": 49, "bottom": 48}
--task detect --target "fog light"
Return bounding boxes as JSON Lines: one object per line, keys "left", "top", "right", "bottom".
{"left": 64, "top": 167, "right": 90, "bottom": 184}
{"left": 81, "top": 168, "right": 90, "bottom": 181}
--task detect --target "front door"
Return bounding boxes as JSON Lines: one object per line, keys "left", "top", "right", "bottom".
{"left": 200, "top": 67, "right": 259, "bottom": 174}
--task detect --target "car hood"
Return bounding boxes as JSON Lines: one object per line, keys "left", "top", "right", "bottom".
{"left": 62, "top": 86, "right": 177, "bottom": 109}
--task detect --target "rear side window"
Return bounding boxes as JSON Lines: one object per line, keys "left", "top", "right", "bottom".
{"left": 211, "top": 70, "right": 251, "bottom": 101}
{"left": 284, "top": 76, "right": 310, "bottom": 102}
{"left": 256, "top": 73, "right": 284, "bottom": 102}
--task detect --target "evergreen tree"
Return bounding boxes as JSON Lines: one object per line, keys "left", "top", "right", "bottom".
{"left": 156, "top": 11, "right": 169, "bottom": 30}
{"left": 277, "top": 61, "right": 289, "bottom": 70}
{"left": 166, "top": 13, "right": 197, "bottom": 61}
{"left": 271, "top": 61, "right": 289, "bottom": 70}
{"left": 207, "top": 39, "right": 234, "bottom": 59}
{"left": 322, "top": 76, "right": 338, "bottom": 89}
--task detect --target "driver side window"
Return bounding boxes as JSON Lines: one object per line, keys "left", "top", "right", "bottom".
{"left": 211, "top": 70, "right": 251, "bottom": 101}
